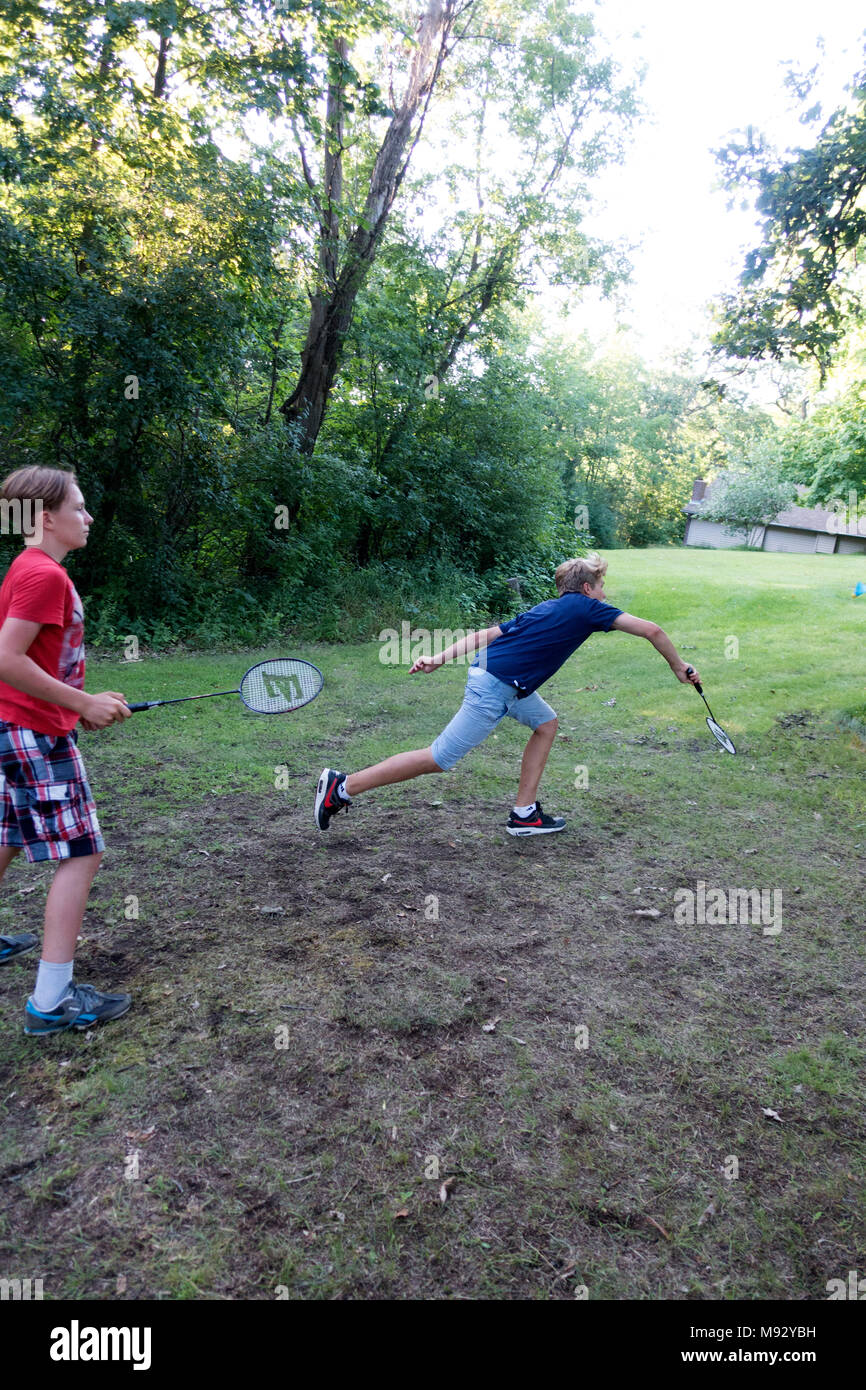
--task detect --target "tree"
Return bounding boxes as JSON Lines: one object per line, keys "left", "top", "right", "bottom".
{"left": 713, "top": 52, "right": 866, "bottom": 381}
{"left": 280, "top": 0, "right": 640, "bottom": 453}
{"left": 701, "top": 454, "right": 797, "bottom": 536}
{"left": 280, "top": 0, "right": 464, "bottom": 450}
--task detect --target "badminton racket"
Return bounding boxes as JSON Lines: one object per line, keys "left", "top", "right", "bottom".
{"left": 126, "top": 658, "right": 323, "bottom": 715}
{"left": 685, "top": 666, "right": 736, "bottom": 755}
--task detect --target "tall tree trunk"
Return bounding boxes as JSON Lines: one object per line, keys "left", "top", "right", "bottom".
{"left": 154, "top": 31, "right": 170, "bottom": 99}
{"left": 281, "top": 0, "right": 459, "bottom": 453}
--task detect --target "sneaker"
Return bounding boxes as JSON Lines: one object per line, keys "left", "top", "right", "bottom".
{"left": 315, "top": 768, "right": 351, "bottom": 831}
{"left": 506, "top": 802, "right": 566, "bottom": 836}
{"left": 0, "top": 932, "right": 39, "bottom": 965}
{"left": 24, "top": 982, "right": 132, "bottom": 1036}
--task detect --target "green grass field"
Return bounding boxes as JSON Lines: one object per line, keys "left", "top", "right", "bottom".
{"left": 0, "top": 546, "right": 863, "bottom": 1300}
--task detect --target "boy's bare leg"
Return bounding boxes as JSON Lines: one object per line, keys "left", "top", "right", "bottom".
{"left": 0, "top": 845, "right": 20, "bottom": 881}
{"left": 515, "top": 718, "right": 558, "bottom": 806}
{"left": 345, "top": 748, "right": 440, "bottom": 796}
{"left": 41, "top": 852, "right": 102, "bottom": 963}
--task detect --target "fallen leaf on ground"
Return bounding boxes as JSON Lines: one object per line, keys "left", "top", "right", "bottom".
{"left": 439, "top": 1177, "right": 457, "bottom": 1204}
{"left": 116, "top": 1273, "right": 127, "bottom": 1294}
{"left": 124, "top": 1125, "right": 157, "bottom": 1143}
{"left": 634, "top": 908, "right": 661, "bottom": 918}
{"left": 393, "top": 1208, "right": 409, "bottom": 1220}
{"left": 481, "top": 1017, "right": 501, "bottom": 1033}
{"left": 762, "top": 1107, "right": 784, "bottom": 1123}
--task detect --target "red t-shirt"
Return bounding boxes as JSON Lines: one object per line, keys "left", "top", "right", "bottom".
{"left": 0, "top": 548, "right": 86, "bottom": 737}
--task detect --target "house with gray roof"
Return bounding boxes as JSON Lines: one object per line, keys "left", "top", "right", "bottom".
{"left": 683, "top": 479, "right": 866, "bottom": 555}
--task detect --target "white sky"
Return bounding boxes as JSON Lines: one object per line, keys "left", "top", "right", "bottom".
{"left": 572, "top": 0, "right": 866, "bottom": 364}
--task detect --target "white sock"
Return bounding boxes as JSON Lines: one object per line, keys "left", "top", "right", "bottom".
{"left": 32, "top": 960, "right": 74, "bottom": 1011}
{"left": 514, "top": 803, "right": 536, "bottom": 817}
{"left": 338, "top": 778, "right": 352, "bottom": 802}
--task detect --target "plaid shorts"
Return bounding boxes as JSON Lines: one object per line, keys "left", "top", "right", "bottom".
{"left": 0, "top": 723, "right": 104, "bottom": 862}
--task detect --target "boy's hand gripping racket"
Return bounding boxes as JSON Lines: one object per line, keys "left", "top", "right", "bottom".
{"left": 126, "top": 658, "right": 324, "bottom": 715}
{"left": 685, "top": 666, "right": 736, "bottom": 755}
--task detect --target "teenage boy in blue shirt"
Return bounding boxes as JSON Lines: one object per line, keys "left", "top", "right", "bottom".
{"left": 316, "top": 553, "right": 701, "bottom": 835}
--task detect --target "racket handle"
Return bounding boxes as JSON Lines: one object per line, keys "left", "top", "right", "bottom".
{"left": 126, "top": 701, "right": 159, "bottom": 712}
{"left": 685, "top": 665, "right": 703, "bottom": 695}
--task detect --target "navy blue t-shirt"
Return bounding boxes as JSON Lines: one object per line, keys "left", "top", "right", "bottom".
{"left": 474, "top": 592, "right": 623, "bottom": 695}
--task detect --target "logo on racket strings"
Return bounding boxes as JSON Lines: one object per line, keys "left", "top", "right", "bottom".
{"left": 264, "top": 675, "right": 300, "bottom": 703}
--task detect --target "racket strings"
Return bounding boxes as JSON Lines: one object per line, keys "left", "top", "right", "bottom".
{"left": 707, "top": 717, "right": 736, "bottom": 755}
{"left": 240, "top": 660, "right": 322, "bottom": 713}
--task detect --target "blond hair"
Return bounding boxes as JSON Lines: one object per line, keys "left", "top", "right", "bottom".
{"left": 1, "top": 466, "right": 76, "bottom": 513}
{"left": 555, "top": 553, "right": 608, "bottom": 595}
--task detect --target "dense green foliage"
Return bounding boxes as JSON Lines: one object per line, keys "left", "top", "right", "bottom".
{"left": 783, "top": 374, "right": 866, "bottom": 503}
{"left": 0, "top": 1, "right": 786, "bottom": 647}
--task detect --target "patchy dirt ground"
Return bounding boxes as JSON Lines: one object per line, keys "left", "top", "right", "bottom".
{"left": 1, "top": 701, "right": 863, "bottom": 1300}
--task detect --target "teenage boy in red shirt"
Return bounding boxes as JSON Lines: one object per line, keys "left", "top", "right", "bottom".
{"left": 0, "top": 467, "right": 131, "bottom": 1034}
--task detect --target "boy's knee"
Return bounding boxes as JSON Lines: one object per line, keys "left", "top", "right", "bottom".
{"left": 537, "top": 717, "right": 558, "bottom": 738}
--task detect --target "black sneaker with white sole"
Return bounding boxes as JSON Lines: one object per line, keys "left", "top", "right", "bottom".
{"left": 315, "top": 767, "right": 352, "bottom": 830}
{"left": 24, "top": 982, "right": 132, "bottom": 1036}
{"left": 506, "top": 802, "right": 566, "bottom": 836}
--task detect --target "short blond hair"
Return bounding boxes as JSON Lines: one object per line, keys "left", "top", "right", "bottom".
{"left": 555, "top": 553, "right": 608, "bottom": 595}
{"left": 1, "top": 466, "right": 76, "bottom": 513}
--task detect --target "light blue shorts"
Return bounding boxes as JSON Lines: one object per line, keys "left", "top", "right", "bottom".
{"left": 430, "top": 666, "right": 556, "bottom": 771}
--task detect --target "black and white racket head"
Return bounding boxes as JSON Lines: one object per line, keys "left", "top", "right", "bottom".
{"left": 707, "top": 716, "right": 736, "bottom": 755}
{"left": 239, "top": 659, "right": 324, "bottom": 713}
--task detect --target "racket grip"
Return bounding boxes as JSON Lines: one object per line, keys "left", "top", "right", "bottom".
{"left": 126, "top": 701, "right": 157, "bottom": 712}
{"left": 685, "top": 665, "right": 703, "bottom": 695}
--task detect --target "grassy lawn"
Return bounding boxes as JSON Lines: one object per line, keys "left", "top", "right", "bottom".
{"left": 0, "top": 545, "right": 863, "bottom": 1300}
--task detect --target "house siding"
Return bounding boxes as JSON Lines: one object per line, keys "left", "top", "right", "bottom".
{"left": 762, "top": 526, "right": 820, "bottom": 554}
{"left": 836, "top": 534, "right": 866, "bottom": 555}
{"left": 685, "top": 519, "right": 747, "bottom": 548}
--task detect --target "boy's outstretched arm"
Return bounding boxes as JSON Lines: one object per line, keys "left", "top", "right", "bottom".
{"left": 611, "top": 613, "right": 701, "bottom": 685}
{"left": 409, "top": 626, "right": 502, "bottom": 675}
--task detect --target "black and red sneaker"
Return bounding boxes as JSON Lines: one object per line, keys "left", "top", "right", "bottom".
{"left": 315, "top": 768, "right": 352, "bottom": 830}
{"left": 506, "top": 802, "right": 566, "bottom": 836}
